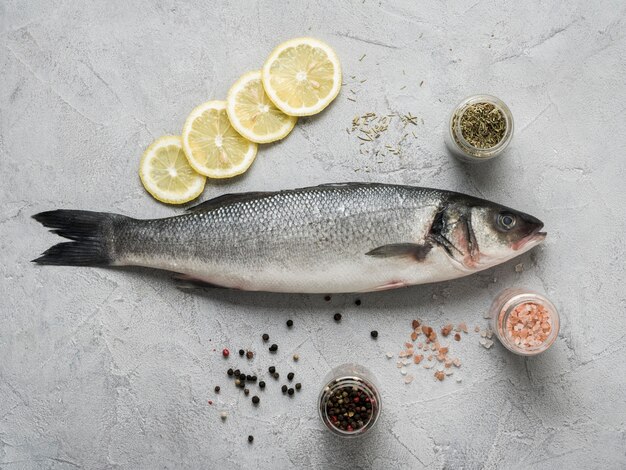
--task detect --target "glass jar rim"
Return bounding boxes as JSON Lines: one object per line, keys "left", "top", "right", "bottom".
{"left": 450, "top": 94, "right": 514, "bottom": 158}
{"left": 497, "top": 293, "right": 560, "bottom": 355}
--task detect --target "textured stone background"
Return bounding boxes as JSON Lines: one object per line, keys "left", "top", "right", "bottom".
{"left": 1, "top": 0, "right": 625, "bottom": 468}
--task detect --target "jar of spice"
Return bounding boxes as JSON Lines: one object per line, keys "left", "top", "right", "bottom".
{"left": 489, "top": 288, "right": 559, "bottom": 356}
{"left": 446, "top": 94, "right": 514, "bottom": 162}
{"left": 318, "top": 363, "right": 381, "bottom": 438}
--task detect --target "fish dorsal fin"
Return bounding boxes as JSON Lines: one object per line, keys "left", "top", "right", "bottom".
{"left": 186, "top": 191, "right": 273, "bottom": 212}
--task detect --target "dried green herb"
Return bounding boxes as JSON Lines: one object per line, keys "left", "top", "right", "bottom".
{"left": 458, "top": 103, "right": 506, "bottom": 149}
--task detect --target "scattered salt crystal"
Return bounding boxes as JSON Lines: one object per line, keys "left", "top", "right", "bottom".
{"left": 486, "top": 329, "right": 494, "bottom": 339}
{"left": 396, "top": 362, "right": 403, "bottom": 368}
{"left": 386, "top": 352, "right": 394, "bottom": 359}
{"left": 423, "top": 363, "right": 433, "bottom": 369}
{"left": 484, "top": 339, "right": 494, "bottom": 349}
{"left": 479, "top": 338, "right": 487, "bottom": 346}
{"left": 404, "top": 375, "right": 415, "bottom": 384}
{"left": 453, "top": 358, "right": 462, "bottom": 367}
{"left": 445, "top": 369, "right": 454, "bottom": 376}
{"left": 400, "top": 368, "right": 407, "bottom": 376}
{"left": 456, "top": 377, "right": 462, "bottom": 383}
{"left": 515, "top": 263, "right": 524, "bottom": 273}
{"left": 220, "top": 411, "right": 228, "bottom": 420}
{"left": 474, "top": 325, "right": 480, "bottom": 333}
{"left": 480, "top": 330, "right": 487, "bottom": 338}
{"left": 459, "top": 323, "right": 468, "bottom": 333}
{"left": 402, "top": 359, "right": 410, "bottom": 366}
{"left": 483, "top": 310, "right": 491, "bottom": 319}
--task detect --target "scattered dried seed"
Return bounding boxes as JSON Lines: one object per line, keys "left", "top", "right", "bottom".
{"left": 412, "top": 319, "right": 420, "bottom": 330}
{"left": 441, "top": 324, "right": 453, "bottom": 337}
{"left": 454, "top": 333, "right": 461, "bottom": 342}
{"left": 386, "top": 352, "right": 394, "bottom": 359}
{"left": 434, "top": 371, "right": 445, "bottom": 381}
{"left": 413, "top": 354, "right": 423, "bottom": 364}
{"left": 404, "top": 375, "right": 415, "bottom": 384}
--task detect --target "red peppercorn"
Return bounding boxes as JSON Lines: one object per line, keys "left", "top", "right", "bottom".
{"left": 222, "top": 348, "right": 230, "bottom": 358}
{"left": 347, "top": 425, "right": 354, "bottom": 432}
{"left": 354, "top": 397, "right": 360, "bottom": 403}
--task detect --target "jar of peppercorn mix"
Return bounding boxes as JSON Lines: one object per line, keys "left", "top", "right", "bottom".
{"left": 318, "top": 363, "right": 381, "bottom": 438}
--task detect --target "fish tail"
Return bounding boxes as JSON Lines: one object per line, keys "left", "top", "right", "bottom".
{"left": 32, "top": 210, "right": 124, "bottom": 266}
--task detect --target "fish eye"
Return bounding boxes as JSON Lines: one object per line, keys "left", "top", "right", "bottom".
{"left": 497, "top": 213, "right": 516, "bottom": 230}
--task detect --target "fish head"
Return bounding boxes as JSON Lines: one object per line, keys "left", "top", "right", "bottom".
{"left": 435, "top": 195, "right": 546, "bottom": 271}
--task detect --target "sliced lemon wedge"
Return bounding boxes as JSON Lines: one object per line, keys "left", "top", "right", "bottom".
{"left": 262, "top": 37, "right": 342, "bottom": 116}
{"left": 139, "top": 135, "right": 206, "bottom": 204}
{"left": 227, "top": 71, "right": 297, "bottom": 143}
{"left": 182, "top": 100, "right": 258, "bottom": 178}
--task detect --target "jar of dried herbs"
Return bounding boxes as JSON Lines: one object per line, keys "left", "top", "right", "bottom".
{"left": 318, "top": 363, "right": 381, "bottom": 438}
{"left": 446, "top": 95, "right": 513, "bottom": 162}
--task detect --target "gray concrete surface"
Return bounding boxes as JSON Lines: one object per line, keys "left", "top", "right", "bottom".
{"left": 2, "top": 0, "right": 626, "bottom": 468}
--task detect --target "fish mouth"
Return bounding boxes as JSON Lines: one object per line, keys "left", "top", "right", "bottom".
{"left": 513, "top": 226, "right": 547, "bottom": 251}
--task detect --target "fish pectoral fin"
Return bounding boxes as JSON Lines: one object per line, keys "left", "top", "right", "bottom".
{"left": 365, "top": 243, "right": 432, "bottom": 261}
{"left": 173, "top": 274, "right": 230, "bottom": 290}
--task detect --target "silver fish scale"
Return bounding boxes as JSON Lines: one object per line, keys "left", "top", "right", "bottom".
{"left": 114, "top": 184, "right": 446, "bottom": 288}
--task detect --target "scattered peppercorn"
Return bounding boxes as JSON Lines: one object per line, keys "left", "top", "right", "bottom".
{"left": 273, "top": 372, "right": 279, "bottom": 379}
{"left": 234, "top": 369, "right": 241, "bottom": 377}
{"left": 246, "top": 350, "right": 254, "bottom": 359}
{"left": 295, "top": 383, "right": 302, "bottom": 390}
{"left": 286, "top": 319, "right": 293, "bottom": 327}
{"left": 214, "top": 386, "right": 220, "bottom": 393}
{"left": 259, "top": 381, "right": 266, "bottom": 389}
{"left": 252, "top": 395, "right": 260, "bottom": 404}
{"left": 281, "top": 385, "right": 288, "bottom": 394}
{"left": 262, "top": 333, "right": 269, "bottom": 342}
{"left": 288, "top": 388, "right": 294, "bottom": 395}
{"left": 252, "top": 375, "right": 258, "bottom": 382}
{"left": 371, "top": 330, "right": 378, "bottom": 338}
{"left": 248, "top": 435, "right": 254, "bottom": 443}
{"left": 355, "top": 299, "right": 362, "bottom": 306}
{"left": 222, "top": 348, "right": 230, "bottom": 358}
{"left": 244, "top": 388, "right": 250, "bottom": 396}
{"left": 220, "top": 411, "right": 227, "bottom": 420}
{"left": 334, "top": 313, "right": 342, "bottom": 322}
{"left": 235, "top": 379, "right": 242, "bottom": 387}
{"left": 454, "top": 333, "right": 461, "bottom": 342}
{"left": 268, "top": 366, "right": 276, "bottom": 374}
{"left": 293, "top": 354, "right": 299, "bottom": 361}
{"left": 324, "top": 295, "right": 331, "bottom": 302}
{"left": 287, "top": 372, "right": 295, "bottom": 381}
{"left": 227, "top": 368, "right": 234, "bottom": 376}
{"left": 239, "top": 349, "right": 245, "bottom": 356}
{"left": 246, "top": 374, "right": 253, "bottom": 381}
{"left": 269, "top": 344, "right": 278, "bottom": 352}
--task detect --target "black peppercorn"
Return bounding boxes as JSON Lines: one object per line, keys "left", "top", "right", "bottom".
{"left": 287, "top": 372, "right": 294, "bottom": 381}
{"left": 281, "top": 385, "right": 288, "bottom": 394}
{"left": 262, "top": 333, "right": 269, "bottom": 341}
{"left": 252, "top": 395, "right": 260, "bottom": 404}
{"left": 273, "top": 372, "right": 279, "bottom": 379}
{"left": 295, "top": 383, "right": 302, "bottom": 390}
{"left": 334, "top": 313, "right": 342, "bottom": 322}
{"left": 370, "top": 330, "right": 378, "bottom": 338}
{"left": 244, "top": 388, "right": 250, "bottom": 396}
{"left": 269, "top": 344, "right": 278, "bottom": 352}
{"left": 324, "top": 295, "right": 331, "bottom": 302}
{"left": 268, "top": 366, "right": 276, "bottom": 374}
{"left": 214, "top": 386, "right": 220, "bottom": 393}
{"left": 251, "top": 375, "right": 257, "bottom": 382}
{"left": 239, "top": 349, "right": 245, "bottom": 356}
{"left": 259, "top": 381, "right": 266, "bottom": 389}
{"left": 355, "top": 299, "right": 362, "bottom": 306}
{"left": 234, "top": 369, "right": 241, "bottom": 377}
{"left": 248, "top": 435, "right": 254, "bottom": 443}
{"left": 227, "top": 368, "right": 234, "bottom": 376}
{"left": 288, "top": 388, "right": 294, "bottom": 395}
{"left": 286, "top": 319, "right": 293, "bottom": 327}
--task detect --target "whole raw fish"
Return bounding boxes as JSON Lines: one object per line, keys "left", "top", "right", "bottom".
{"left": 33, "top": 183, "right": 546, "bottom": 293}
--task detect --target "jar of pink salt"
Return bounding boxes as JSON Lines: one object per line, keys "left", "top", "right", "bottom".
{"left": 489, "top": 289, "right": 560, "bottom": 356}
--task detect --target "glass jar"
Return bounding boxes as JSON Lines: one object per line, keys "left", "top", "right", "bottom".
{"left": 445, "top": 94, "right": 514, "bottom": 163}
{"left": 318, "top": 363, "right": 381, "bottom": 438}
{"left": 489, "top": 288, "right": 559, "bottom": 356}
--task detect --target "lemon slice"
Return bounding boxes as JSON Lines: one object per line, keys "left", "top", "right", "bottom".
{"left": 227, "top": 71, "right": 297, "bottom": 143}
{"left": 262, "top": 37, "right": 342, "bottom": 116}
{"left": 139, "top": 135, "right": 206, "bottom": 204}
{"left": 182, "top": 100, "right": 258, "bottom": 178}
